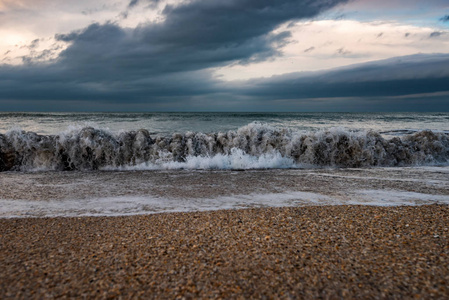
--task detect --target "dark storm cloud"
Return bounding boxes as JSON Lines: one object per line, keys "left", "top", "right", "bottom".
{"left": 1, "top": 0, "right": 448, "bottom": 111}
{"left": 54, "top": 22, "right": 291, "bottom": 76}
{"left": 1, "top": 51, "right": 448, "bottom": 111}
{"left": 241, "top": 54, "right": 449, "bottom": 101}
{"left": 55, "top": 0, "right": 350, "bottom": 75}
{"left": 0, "top": 0, "right": 348, "bottom": 107}
{"left": 440, "top": 15, "right": 449, "bottom": 22}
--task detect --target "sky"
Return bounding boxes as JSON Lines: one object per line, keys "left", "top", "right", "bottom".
{"left": 0, "top": 0, "right": 448, "bottom": 112}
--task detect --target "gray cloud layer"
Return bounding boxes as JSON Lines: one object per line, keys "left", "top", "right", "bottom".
{"left": 0, "top": 0, "right": 448, "bottom": 111}
{"left": 243, "top": 54, "right": 449, "bottom": 98}
{"left": 56, "top": 0, "right": 348, "bottom": 74}
{"left": 0, "top": 0, "right": 347, "bottom": 103}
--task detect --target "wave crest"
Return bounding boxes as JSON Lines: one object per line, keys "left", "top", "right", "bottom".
{"left": 0, "top": 123, "right": 448, "bottom": 171}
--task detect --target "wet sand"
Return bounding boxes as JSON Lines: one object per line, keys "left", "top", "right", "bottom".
{"left": 1, "top": 205, "right": 448, "bottom": 299}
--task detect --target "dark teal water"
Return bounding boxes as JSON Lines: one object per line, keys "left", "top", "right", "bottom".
{"left": 1, "top": 112, "right": 448, "bottom": 136}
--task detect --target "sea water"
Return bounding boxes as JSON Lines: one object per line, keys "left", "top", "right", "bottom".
{"left": 1, "top": 112, "right": 448, "bottom": 136}
{"left": 0, "top": 112, "right": 448, "bottom": 217}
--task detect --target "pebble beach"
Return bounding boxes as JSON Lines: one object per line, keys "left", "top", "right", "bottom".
{"left": 1, "top": 205, "right": 448, "bottom": 299}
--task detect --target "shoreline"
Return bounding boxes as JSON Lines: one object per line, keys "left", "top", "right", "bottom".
{"left": 1, "top": 167, "right": 449, "bottom": 218}
{"left": 1, "top": 205, "right": 448, "bottom": 298}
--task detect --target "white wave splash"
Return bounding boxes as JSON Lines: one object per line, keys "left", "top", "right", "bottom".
{"left": 1, "top": 122, "right": 448, "bottom": 171}
{"left": 104, "top": 148, "right": 297, "bottom": 170}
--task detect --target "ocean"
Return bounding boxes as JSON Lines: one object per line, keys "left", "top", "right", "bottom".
{"left": 1, "top": 112, "right": 449, "bottom": 136}
{"left": 1, "top": 112, "right": 448, "bottom": 217}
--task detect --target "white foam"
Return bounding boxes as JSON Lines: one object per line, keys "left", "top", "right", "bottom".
{"left": 103, "top": 148, "right": 298, "bottom": 170}
{"left": 350, "top": 190, "right": 449, "bottom": 206}
{"left": 0, "top": 191, "right": 331, "bottom": 218}
{"left": 1, "top": 189, "right": 448, "bottom": 218}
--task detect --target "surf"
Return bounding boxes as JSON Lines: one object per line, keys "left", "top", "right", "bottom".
{"left": 1, "top": 123, "right": 448, "bottom": 171}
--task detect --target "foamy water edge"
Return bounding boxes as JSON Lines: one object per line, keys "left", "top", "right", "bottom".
{"left": 1, "top": 190, "right": 448, "bottom": 219}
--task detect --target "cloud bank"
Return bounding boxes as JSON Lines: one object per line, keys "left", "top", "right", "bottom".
{"left": 0, "top": 0, "right": 448, "bottom": 112}
{"left": 237, "top": 53, "right": 449, "bottom": 111}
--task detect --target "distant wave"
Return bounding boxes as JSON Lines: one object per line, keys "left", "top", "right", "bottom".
{"left": 1, "top": 123, "right": 448, "bottom": 171}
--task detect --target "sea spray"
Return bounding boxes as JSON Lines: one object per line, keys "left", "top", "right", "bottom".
{"left": 0, "top": 123, "right": 448, "bottom": 171}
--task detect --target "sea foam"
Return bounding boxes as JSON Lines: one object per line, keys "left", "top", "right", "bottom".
{"left": 2, "top": 189, "right": 448, "bottom": 218}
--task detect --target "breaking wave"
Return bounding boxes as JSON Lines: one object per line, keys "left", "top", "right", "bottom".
{"left": 1, "top": 123, "right": 448, "bottom": 171}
